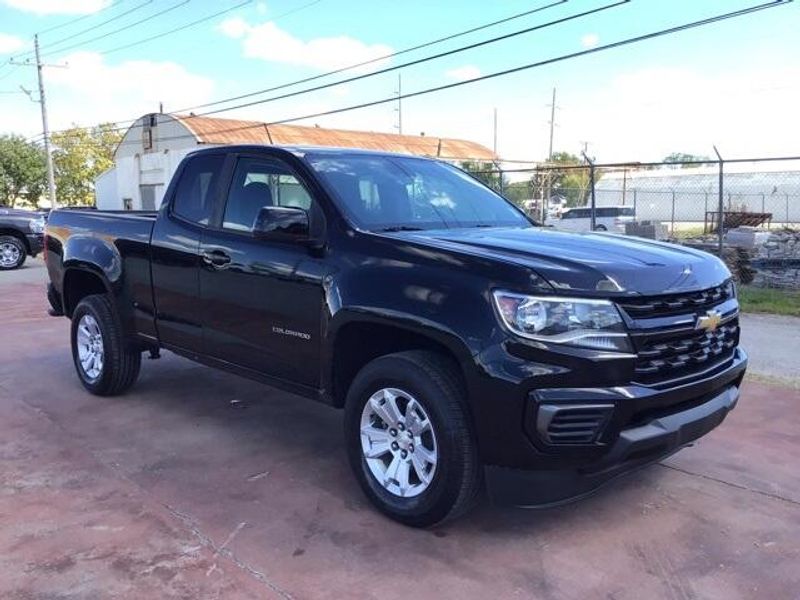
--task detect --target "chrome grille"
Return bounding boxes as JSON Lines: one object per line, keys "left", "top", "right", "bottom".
{"left": 618, "top": 282, "right": 733, "bottom": 319}
{"left": 633, "top": 320, "right": 739, "bottom": 384}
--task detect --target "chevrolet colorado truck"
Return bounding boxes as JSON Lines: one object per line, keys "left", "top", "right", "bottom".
{"left": 44, "top": 146, "right": 746, "bottom": 526}
{"left": 0, "top": 208, "right": 46, "bottom": 270}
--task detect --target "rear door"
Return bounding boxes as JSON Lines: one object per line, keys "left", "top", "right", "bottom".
{"left": 198, "top": 154, "right": 325, "bottom": 387}
{"left": 150, "top": 152, "right": 227, "bottom": 353}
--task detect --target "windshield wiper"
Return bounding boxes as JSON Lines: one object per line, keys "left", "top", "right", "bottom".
{"left": 379, "top": 226, "right": 425, "bottom": 232}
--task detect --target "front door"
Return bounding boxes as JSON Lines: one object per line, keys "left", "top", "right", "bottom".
{"left": 198, "top": 155, "right": 324, "bottom": 387}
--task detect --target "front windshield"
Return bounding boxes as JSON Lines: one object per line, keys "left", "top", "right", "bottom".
{"left": 306, "top": 153, "right": 531, "bottom": 231}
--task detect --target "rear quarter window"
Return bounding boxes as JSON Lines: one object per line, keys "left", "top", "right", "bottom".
{"left": 171, "top": 154, "right": 225, "bottom": 225}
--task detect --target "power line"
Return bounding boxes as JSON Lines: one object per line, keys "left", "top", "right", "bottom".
{"left": 174, "top": 0, "right": 567, "bottom": 114}
{"left": 38, "top": 1, "right": 155, "bottom": 54}
{"left": 260, "top": 1, "right": 789, "bottom": 127}
{"left": 37, "top": 0, "right": 133, "bottom": 36}
{"left": 41, "top": 0, "right": 569, "bottom": 139}
{"left": 39, "top": 0, "right": 790, "bottom": 150}
{"left": 98, "top": 0, "right": 254, "bottom": 56}
{"left": 38, "top": 0, "right": 318, "bottom": 136}
{"left": 40, "top": 0, "right": 192, "bottom": 59}
{"left": 12, "top": 0, "right": 153, "bottom": 60}
{"left": 97, "top": 0, "right": 789, "bottom": 150}
{"left": 188, "top": 0, "right": 628, "bottom": 117}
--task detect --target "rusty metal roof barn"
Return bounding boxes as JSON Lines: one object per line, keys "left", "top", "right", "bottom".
{"left": 123, "top": 113, "right": 496, "bottom": 161}
{"left": 99, "top": 113, "right": 498, "bottom": 211}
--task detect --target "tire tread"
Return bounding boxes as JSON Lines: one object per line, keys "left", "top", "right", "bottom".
{"left": 72, "top": 294, "right": 141, "bottom": 396}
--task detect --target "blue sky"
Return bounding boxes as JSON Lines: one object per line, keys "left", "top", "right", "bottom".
{"left": 0, "top": 0, "right": 797, "bottom": 163}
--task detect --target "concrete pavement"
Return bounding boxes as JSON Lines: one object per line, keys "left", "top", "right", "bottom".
{"left": 1, "top": 260, "right": 799, "bottom": 598}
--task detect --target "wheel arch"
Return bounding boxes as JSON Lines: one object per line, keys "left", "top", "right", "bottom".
{"left": 61, "top": 266, "right": 113, "bottom": 318}
{"left": 0, "top": 229, "right": 29, "bottom": 254}
{"left": 326, "top": 312, "right": 475, "bottom": 410}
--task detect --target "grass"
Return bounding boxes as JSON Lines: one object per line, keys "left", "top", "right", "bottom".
{"left": 738, "top": 285, "right": 800, "bottom": 317}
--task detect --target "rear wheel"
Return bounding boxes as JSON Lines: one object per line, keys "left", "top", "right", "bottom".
{"left": 344, "top": 351, "right": 481, "bottom": 527}
{"left": 71, "top": 294, "right": 141, "bottom": 396}
{"left": 0, "top": 235, "right": 26, "bottom": 270}
{"left": 594, "top": 224, "right": 607, "bottom": 231}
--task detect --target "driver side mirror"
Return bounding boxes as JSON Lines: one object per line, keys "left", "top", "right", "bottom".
{"left": 253, "top": 206, "right": 310, "bottom": 242}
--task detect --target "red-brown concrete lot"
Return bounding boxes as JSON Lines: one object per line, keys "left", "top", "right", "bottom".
{"left": 2, "top": 267, "right": 800, "bottom": 599}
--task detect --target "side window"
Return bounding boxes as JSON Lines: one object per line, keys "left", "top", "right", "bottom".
{"left": 171, "top": 154, "right": 225, "bottom": 225}
{"left": 223, "top": 158, "right": 314, "bottom": 232}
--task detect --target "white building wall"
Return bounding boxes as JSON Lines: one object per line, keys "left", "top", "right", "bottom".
{"left": 94, "top": 168, "right": 117, "bottom": 208}
{"left": 96, "top": 113, "right": 204, "bottom": 210}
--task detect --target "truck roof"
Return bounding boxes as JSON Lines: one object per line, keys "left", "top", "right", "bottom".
{"left": 188, "top": 144, "right": 445, "bottom": 162}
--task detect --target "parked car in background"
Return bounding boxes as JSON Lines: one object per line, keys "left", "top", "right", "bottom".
{"left": 556, "top": 205, "right": 636, "bottom": 233}
{"left": 0, "top": 208, "right": 46, "bottom": 270}
{"left": 44, "top": 146, "right": 745, "bottom": 526}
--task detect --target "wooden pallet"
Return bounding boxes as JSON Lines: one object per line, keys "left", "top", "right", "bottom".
{"left": 704, "top": 211, "right": 772, "bottom": 233}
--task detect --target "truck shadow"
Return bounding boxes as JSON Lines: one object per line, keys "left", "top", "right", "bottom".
{"left": 126, "top": 352, "right": 670, "bottom": 536}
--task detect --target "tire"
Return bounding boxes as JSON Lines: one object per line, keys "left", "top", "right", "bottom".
{"left": 344, "top": 351, "right": 481, "bottom": 527}
{"left": 0, "top": 235, "right": 26, "bottom": 270}
{"left": 594, "top": 225, "right": 607, "bottom": 231}
{"left": 71, "top": 294, "right": 141, "bottom": 396}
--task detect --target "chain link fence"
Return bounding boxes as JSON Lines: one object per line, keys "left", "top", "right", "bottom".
{"left": 472, "top": 156, "right": 800, "bottom": 238}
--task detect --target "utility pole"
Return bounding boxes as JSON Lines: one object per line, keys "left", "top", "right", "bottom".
{"left": 35, "top": 35, "right": 56, "bottom": 208}
{"left": 547, "top": 87, "right": 556, "bottom": 160}
{"left": 394, "top": 73, "right": 403, "bottom": 135}
{"left": 493, "top": 107, "right": 498, "bottom": 155}
{"left": 544, "top": 87, "right": 558, "bottom": 222}
{"left": 12, "top": 34, "right": 62, "bottom": 208}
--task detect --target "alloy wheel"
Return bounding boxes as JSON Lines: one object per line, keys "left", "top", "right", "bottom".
{"left": 359, "top": 387, "right": 438, "bottom": 498}
{"left": 76, "top": 314, "right": 104, "bottom": 381}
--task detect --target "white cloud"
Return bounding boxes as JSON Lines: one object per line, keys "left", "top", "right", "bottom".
{"left": 3, "top": 0, "right": 110, "bottom": 15}
{"left": 219, "top": 17, "right": 392, "bottom": 73}
{"left": 0, "top": 32, "right": 24, "bottom": 54}
{"left": 5, "top": 52, "right": 214, "bottom": 133}
{"left": 581, "top": 33, "right": 599, "bottom": 49}
{"left": 555, "top": 65, "right": 800, "bottom": 161}
{"left": 445, "top": 65, "right": 482, "bottom": 82}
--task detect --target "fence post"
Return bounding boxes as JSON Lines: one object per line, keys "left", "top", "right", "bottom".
{"left": 787, "top": 193, "right": 791, "bottom": 227}
{"left": 704, "top": 191, "right": 709, "bottom": 225}
{"left": 713, "top": 146, "right": 724, "bottom": 257}
{"left": 633, "top": 189, "right": 637, "bottom": 217}
{"left": 671, "top": 191, "right": 676, "bottom": 234}
{"left": 582, "top": 152, "right": 596, "bottom": 230}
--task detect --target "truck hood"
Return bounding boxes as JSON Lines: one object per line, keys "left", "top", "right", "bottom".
{"left": 390, "top": 227, "right": 730, "bottom": 295}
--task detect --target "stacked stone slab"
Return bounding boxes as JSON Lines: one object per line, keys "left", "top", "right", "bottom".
{"left": 752, "top": 229, "right": 800, "bottom": 290}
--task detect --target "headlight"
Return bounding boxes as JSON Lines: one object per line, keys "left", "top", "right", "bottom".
{"left": 492, "top": 291, "right": 631, "bottom": 352}
{"left": 29, "top": 218, "right": 45, "bottom": 234}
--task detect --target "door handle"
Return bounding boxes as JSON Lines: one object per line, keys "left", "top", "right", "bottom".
{"left": 201, "top": 249, "right": 232, "bottom": 267}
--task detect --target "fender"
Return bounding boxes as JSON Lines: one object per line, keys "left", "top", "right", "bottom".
{"left": 62, "top": 233, "right": 123, "bottom": 289}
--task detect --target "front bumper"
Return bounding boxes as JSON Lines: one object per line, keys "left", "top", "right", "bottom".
{"left": 26, "top": 233, "right": 44, "bottom": 257}
{"left": 485, "top": 348, "right": 747, "bottom": 506}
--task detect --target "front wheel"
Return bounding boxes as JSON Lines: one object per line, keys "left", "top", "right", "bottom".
{"left": 0, "top": 235, "right": 26, "bottom": 270}
{"left": 71, "top": 294, "right": 141, "bottom": 396}
{"left": 344, "top": 351, "right": 481, "bottom": 527}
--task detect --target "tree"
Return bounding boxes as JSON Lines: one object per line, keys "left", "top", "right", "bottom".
{"left": 662, "top": 152, "right": 711, "bottom": 168}
{"left": 503, "top": 181, "right": 532, "bottom": 205}
{"left": 0, "top": 134, "right": 47, "bottom": 208}
{"left": 51, "top": 123, "right": 122, "bottom": 206}
{"left": 529, "top": 152, "right": 596, "bottom": 208}
{"left": 459, "top": 161, "right": 506, "bottom": 194}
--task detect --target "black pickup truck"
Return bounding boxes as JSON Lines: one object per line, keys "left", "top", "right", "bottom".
{"left": 45, "top": 146, "right": 746, "bottom": 526}
{"left": 1, "top": 208, "right": 46, "bottom": 270}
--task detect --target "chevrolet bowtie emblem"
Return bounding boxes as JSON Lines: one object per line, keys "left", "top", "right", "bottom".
{"left": 696, "top": 309, "right": 722, "bottom": 332}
